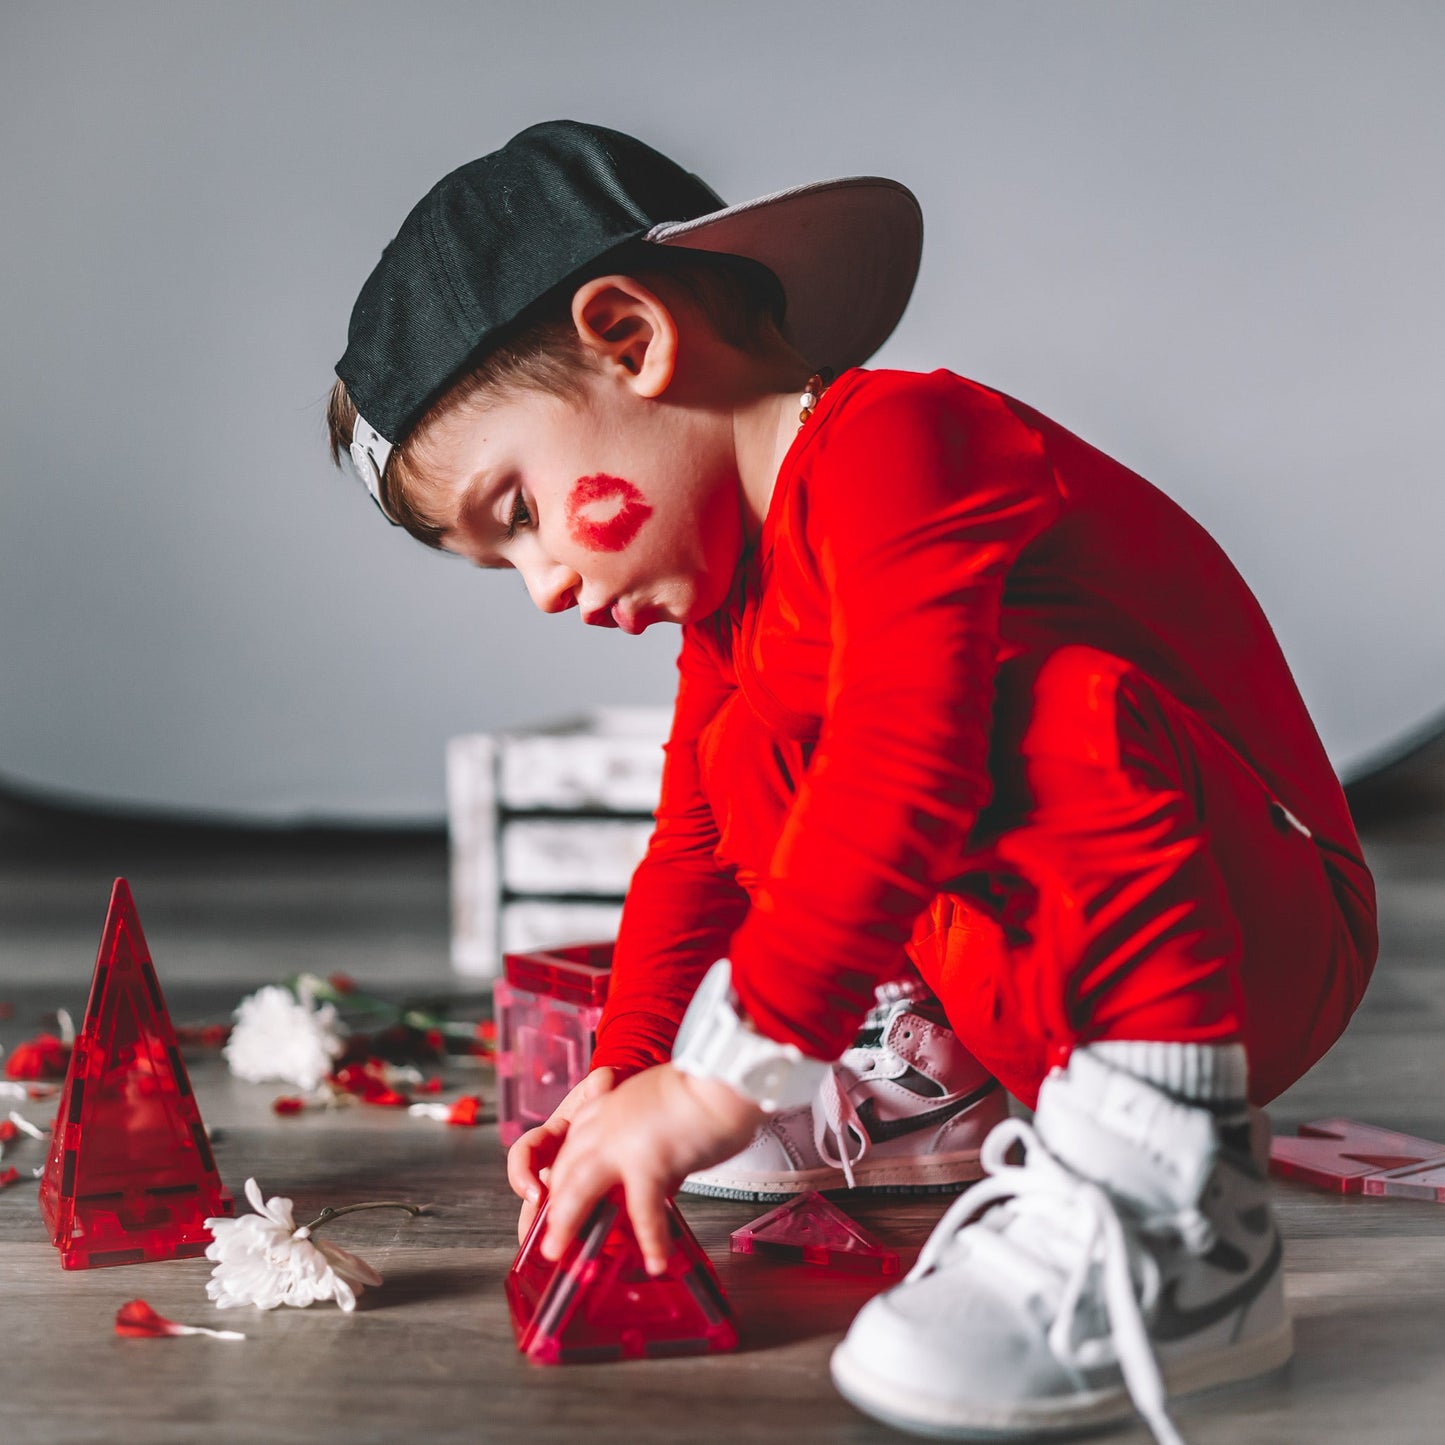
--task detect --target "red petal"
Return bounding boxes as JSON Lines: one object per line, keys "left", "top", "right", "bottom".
{"left": 272, "top": 1096, "right": 306, "bottom": 1116}
{"left": 0, "top": 1167, "right": 22, "bottom": 1191}
{"left": 4, "top": 1034, "right": 70, "bottom": 1081}
{"left": 447, "top": 1095, "right": 482, "bottom": 1127}
{"left": 327, "top": 972, "right": 357, "bottom": 995}
{"left": 0, "top": 1120, "right": 18, "bottom": 1144}
{"left": 420, "top": 1077, "right": 443, "bottom": 1094}
{"left": 115, "top": 1299, "right": 183, "bottom": 1338}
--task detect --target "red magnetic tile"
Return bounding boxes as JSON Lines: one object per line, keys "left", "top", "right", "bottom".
{"left": 730, "top": 1191, "right": 901, "bottom": 1276}
{"left": 37, "top": 879, "right": 232, "bottom": 1268}
{"left": 1362, "top": 1157, "right": 1445, "bottom": 1202}
{"left": 506, "top": 1187, "right": 736, "bottom": 1364}
{"left": 1269, "top": 1117, "right": 1445, "bottom": 1194}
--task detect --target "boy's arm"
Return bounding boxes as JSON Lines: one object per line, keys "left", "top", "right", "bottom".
{"left": 728, "top": 376, "right": 1063, "bottom": 1059}
{"left": 588, "top": 618, "right": 750, "bottom": 1080}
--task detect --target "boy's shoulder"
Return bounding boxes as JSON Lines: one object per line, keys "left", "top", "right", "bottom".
{"left": 805, "top": 366, "right": 1052, "bottom": 482}
{"left": 821, "top": 365, "right": 1038, "bottom": 437}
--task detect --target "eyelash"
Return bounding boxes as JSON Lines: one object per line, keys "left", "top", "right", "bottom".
{"left": 503, "top": 492, "right": 532, "bottom": 541}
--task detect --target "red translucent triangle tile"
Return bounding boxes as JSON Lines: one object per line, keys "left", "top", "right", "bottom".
{"left": 731, "top": 1190, "right": 901, "bottom": 1276}
{"left": 506, "top": 1187, "right": 737, "bottom": 1364}
{"left": 1269, "top": 1118, "right": 1445, "bottom": 1194}
{"left": 1362, "top": 1157, "right": 1445, "bottom": 1202}
{"left": 37, "top": 879, "right": 233, "bottom": 1268}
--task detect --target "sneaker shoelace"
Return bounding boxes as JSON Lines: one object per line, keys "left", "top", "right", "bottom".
{"left": 907, "top": 1116, "right": 1215, "bottom": 1445}
{"left": 814, "top": 1064, "right": 868, "bottom": 1188}
{"left": 812, "top": 1000, "right": 894, "bottom": 1188}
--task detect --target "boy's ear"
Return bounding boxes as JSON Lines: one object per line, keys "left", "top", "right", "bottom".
{"left": 570, "top": 275, "right": 678, "bottom": 399}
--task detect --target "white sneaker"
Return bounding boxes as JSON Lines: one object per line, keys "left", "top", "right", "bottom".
{"left": 830, "top": 1046, "right": 1291, "bottom": 1445}
{"left": 679, "top": 982, "right": 1007, "bottom": 1201}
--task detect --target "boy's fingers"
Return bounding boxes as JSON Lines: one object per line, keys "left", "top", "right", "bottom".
{"left": 516, "top": 1190, "right": 542, "bottom": 1245}
{"left": 622, "top": 1175, "right": 672, "bottom": 1277}
{"left": 540, "top": 1151, "right": 608, "bottom": 1263}
{"left": 506, "top": 1121, "right": 566, "bottom": 1200}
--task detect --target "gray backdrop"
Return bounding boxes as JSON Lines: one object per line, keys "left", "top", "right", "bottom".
{"left": 3, "top": 1, "right": 1441, "bottom": 824}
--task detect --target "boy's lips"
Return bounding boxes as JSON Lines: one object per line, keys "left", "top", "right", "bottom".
{"left": 611, "top": 603, "right": 647, "bottom": 635}
{"left": 582, "top": 598, "right": 640, "bottom": 632}
{"left": 581, "top": 599, "right": 651, "bottom": 634}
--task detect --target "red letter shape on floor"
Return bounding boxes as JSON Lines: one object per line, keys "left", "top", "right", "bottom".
{"left": 506, "top": 1187, "right": 737, "bottom": 1363}
{"left": 1269, "top": 1117, "right": 1445, "bottom": 1194}
{"left": 38, "top": 878, "right": 233, "bottom": 1268}
{"left": 730, "top": 1190, "right": 902, "bottom": 1276}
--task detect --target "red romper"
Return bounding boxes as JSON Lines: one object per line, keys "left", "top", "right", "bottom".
{"left": 590, "top": 367, "right": 1378, "bottom": 1107}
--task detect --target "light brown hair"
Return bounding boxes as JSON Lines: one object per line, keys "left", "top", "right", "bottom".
{"left": 327, "top": 244, "right": 794, "bottom": 549}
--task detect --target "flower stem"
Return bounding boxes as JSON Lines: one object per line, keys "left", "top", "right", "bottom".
{"left": 301, "top": 1200, "right": 429, "bottom": 1233}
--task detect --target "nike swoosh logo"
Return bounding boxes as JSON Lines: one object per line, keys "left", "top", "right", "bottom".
{"left": 853, "top": 1081, "right": 1002, "bottom": 1145}
{"left": 1202, "top": 1236, "right": 1252, "bottom": 1274}
{"left": 1152, "top": 1231, "right": 1282, "bottom": 1342}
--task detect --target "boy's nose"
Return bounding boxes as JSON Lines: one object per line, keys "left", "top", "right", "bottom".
{"left": 522, "top": 559, "right": 580, "bottom": 615}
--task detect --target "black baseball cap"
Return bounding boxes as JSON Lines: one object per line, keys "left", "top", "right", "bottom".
{"left": 336, "top": 119, "right": 923, "bottom": 517}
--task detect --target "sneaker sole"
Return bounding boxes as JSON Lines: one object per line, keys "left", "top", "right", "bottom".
{"left": 829, "top": 1319, "right": 1294, "bottom": 1439}
{"left": 678, "top": 1149, "right": 987, "bottom": 1203}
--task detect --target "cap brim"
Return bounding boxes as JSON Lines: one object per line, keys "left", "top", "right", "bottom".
{"left": 646, "top": 176, "right": 922, "bottom": 371}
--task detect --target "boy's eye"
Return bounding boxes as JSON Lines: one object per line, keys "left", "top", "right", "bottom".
{"left": 504, "top": 493, "right": 532, "bottom": 541}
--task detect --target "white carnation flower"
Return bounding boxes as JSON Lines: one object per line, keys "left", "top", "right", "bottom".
{"left": 204, "top": 1178, "right": 383, "bottom": 1313}
{"left": 223, "top": 979, "right": 346, "bottom": 1090}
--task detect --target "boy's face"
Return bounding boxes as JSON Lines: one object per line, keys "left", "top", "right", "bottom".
{"left": 416, "top": 366, "right": 747, "bottom": 634}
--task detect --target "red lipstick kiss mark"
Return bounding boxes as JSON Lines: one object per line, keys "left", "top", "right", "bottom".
{"left": 566, "top": 474, "right": 653, "bottom": 552}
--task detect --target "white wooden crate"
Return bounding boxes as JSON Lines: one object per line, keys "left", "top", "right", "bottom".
{"left": 447, "top": 707, "right": 669, "bottom": 977}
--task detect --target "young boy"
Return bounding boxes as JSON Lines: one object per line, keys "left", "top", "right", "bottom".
{"left": 330, "top": 120, "right": 1377, "bottom": 1444}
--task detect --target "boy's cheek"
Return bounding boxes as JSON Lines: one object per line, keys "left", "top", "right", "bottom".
{"left": 566, "top": 473, "right": 654, "bottom": 552}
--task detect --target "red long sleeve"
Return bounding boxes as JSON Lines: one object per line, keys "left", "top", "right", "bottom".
{"left": 589, "top": 618, "right": 750, "bottom": 1078}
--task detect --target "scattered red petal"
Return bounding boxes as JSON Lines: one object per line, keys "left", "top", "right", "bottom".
{"left": 0, "top": 1120, "right": 18, "bottom": 1144}
{"left": 419, "top": 1077, "right": 443, "bottom": 1094}
{"left": 447, "top": 1095, "right": 483, "bottom": 1127}
{"left": 327, "top": 972, "right": 357, "bottom": 995}
{"left": 272, "top": 1096, "right": 306, "bottom": 1116}
{"left": 115, "top": 1299, "right": 185, "bottom": 1338}
{"left": 4, "top": 1034, "right": 70, "bottom": 1081}
{"left": 0, "top": 1166, "right": 21, "bottom": 1191}
{"left": 329, "top": 1060, "right": 410, "bottom": 1107}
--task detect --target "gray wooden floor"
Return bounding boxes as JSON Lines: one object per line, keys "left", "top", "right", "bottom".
{"left": 1, "top": 778, "right": 1443, "bottom": 1445}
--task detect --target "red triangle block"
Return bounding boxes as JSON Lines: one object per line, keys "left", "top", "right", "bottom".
{"left": 730, "top": 1190, "right": 901, "bottom": 1276}
{"left": 38, "top": 879, "right": 233, "bottom": 1268}
{"left": 506, "top": 1187, "right": 737, "bottom": 1364}
{"left": 1269, "top": 1117, "right": 1445, "bottom": 1194}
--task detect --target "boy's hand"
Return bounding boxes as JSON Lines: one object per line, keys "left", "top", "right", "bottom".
{"left": 506, "top": 1066, "right": 618, "bottom": 1243}
{"left": 540, "top": 1063, "right": 765, "bottom": 1276}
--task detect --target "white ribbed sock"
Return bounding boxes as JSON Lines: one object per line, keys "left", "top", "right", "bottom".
{"left": 1086, "top": 1040, "right": 1249, "bottom": 1106}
